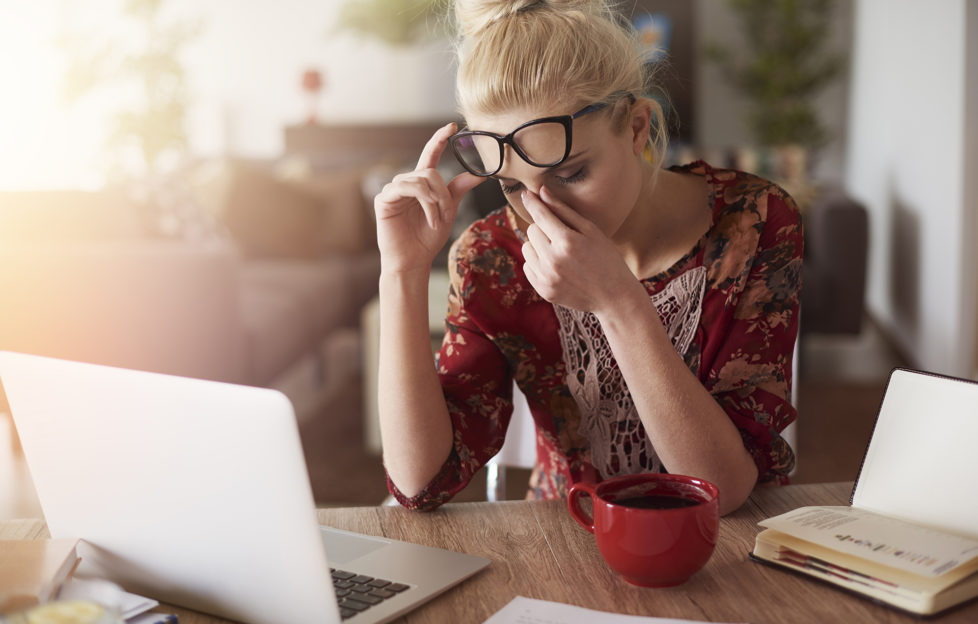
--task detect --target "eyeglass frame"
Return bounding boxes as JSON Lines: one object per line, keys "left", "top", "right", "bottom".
{"left": 448, "top": 100, "right": 615, "bottom": 178}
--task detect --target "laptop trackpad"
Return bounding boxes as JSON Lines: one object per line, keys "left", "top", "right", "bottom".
{"left": 320, "top": 526, "right": 390, "bottom": 565}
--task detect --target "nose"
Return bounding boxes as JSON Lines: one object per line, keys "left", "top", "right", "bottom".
{"left": 497, "top": 159, "right": 546, "bottom": 195}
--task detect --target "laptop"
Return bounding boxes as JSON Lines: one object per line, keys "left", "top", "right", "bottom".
{"left": 0, "top": 351, "right": 489, "bottom": 624}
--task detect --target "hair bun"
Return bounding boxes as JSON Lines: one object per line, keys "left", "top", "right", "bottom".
{"left": 454, "top": 0, "right": 606, "bottom": 40}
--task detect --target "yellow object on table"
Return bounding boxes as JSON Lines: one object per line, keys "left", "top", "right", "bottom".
{"left": 1, "top": 600, "right": 122, "bottom": 624}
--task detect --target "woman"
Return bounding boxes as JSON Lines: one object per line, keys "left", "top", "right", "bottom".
{"left": 374, "top": 0, "right": 801, "bottom": 515}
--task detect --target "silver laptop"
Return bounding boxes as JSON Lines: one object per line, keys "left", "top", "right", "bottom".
{"left": 0, "top": 351, "right": 489, "bottom": 624}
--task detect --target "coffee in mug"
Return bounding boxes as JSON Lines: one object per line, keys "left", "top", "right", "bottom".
{"left": 567, "top": 473, "right": 719, "bottom": 587}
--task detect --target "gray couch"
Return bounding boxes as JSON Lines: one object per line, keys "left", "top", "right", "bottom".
{"left": 0, "top": 167, "right": 380, "bottom": 419}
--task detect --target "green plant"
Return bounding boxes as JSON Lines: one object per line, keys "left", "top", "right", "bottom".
{"left": 334, "top": 0, "right": 451, "bottom": 47}
{"left": 60, "top": 0, "right": 202, "bottom": 177}
{"left": 705, "top": 0, "right": 845, "bottom": 148}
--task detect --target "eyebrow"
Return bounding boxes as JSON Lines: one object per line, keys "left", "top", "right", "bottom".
{"left": 491, "top": 151, "right": 588, "bottom": 184}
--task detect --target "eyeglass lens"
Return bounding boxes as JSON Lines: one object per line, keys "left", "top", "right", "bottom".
{"left": 453, "top": 120, "right": 569, "bottom": 176}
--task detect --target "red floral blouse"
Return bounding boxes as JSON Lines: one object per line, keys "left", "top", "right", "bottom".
{"left": 387, "top": 161, "right": 803, "bottom": 510}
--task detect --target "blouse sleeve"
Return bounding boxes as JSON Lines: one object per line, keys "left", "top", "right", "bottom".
{"left": 706, "top": 190, "right": 803, "bottom": 485}
{"left": 385, "top": 238, "right": 515, "bottom": 510}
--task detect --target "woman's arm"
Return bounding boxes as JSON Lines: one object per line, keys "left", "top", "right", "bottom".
{"left": 595, "top": 286, "right": 759, "bottom": 515}
{"left": 376, "top": 268, "right": 455, "bottom": 497}
{"left": 373, "top": 124, "right": 482, "bottom": 498}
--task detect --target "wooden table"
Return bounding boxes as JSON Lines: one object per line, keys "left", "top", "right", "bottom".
{"left": 4, "top": 482, "right": 975, "bottom": 623}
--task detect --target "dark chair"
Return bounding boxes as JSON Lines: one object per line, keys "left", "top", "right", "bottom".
{"left": 801, "top": 189, "right": 869, "bottom": 336}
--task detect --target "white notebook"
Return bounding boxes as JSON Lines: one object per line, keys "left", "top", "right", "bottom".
{"left": 752, "top": 367, "right": 978, "bottom": 616}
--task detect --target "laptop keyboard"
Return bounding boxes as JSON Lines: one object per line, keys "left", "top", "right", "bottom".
{"left": 331, "top": 568, "right": 411, "bottom": 620}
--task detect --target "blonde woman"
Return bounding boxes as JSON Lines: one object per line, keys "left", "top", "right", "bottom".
{"left": 374, "top": 0, "right": 802, "bottom": 515}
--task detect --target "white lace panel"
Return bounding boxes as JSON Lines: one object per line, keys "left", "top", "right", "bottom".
{"left": 555, "top": 266, "right": 707, "bottom": 479}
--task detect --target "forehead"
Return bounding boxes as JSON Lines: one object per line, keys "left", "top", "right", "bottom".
{"left": 465, "top": 105, "right": 572, "bottom": 135}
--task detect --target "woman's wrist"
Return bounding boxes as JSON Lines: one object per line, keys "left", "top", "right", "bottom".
{"left": 593, "top": 280, "right": 659, "bottom": 334}
{"left": 379, "top": 266, "right": 432, "bottom": 296}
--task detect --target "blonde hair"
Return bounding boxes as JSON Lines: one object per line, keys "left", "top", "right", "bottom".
{"left": 453, "top": 0, "right": 668, "bottom": 166}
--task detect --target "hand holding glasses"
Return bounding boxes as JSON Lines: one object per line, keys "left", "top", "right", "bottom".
{"left": 373, "top": 123, "right": 483, "bottom": 274}
{"left": 373, "top": 94, "right": 635, "bottom": 275}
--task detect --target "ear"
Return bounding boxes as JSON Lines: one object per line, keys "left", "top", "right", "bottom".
{"left": 628, "top": 99, "right": 654, "bottom": 156}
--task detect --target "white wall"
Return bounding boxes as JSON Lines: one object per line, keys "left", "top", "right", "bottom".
{"left": 180, "top": 0, "right": 456, "bottom": 159}
{"left": 968, "top": 5, "right": 978, "bottom": 379}
{"left": 845, "top": 0, "right": 976, "bottom": 378}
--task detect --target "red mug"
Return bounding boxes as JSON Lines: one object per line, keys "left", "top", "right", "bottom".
{"left": 567, "top": 473, "right": 719, "bottom": 587}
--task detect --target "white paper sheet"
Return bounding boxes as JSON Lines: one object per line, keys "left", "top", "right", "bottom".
{"left": 59, "top": 577, "right": 160, "bottom": 618}
{"left": 483, "top": 596, "right": 747, "bottom": 624}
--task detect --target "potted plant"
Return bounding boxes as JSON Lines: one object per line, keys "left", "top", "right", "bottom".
{"left": 706, "top": 0, "right": 845, "bottom": 194}
{"left": 334, "top": 0, "right": 451, "bottom": 47}
{"left": 59, "top": 0, "right": 208, "bottom": 237}
{"left": 60, "top": 0, "right": 202, "bottom": 179}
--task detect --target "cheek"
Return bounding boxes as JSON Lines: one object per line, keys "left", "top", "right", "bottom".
{"left": 549, "top": 181, "right": 617, "bottom": 221}
{"left": 555, "top": 178, "right": 638, "bottom": 235}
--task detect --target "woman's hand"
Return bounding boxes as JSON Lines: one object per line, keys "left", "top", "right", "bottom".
{"left": 374, "top": 122, "right": 483, "bottom": 274}
{"left": 520, "top": 186, "right": 643, "bottom": 314}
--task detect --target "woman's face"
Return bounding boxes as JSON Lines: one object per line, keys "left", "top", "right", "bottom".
{"left": 464, "top": 99, "right": 649, "bottom": 239}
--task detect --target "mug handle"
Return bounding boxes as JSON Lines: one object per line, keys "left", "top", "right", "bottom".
{"left": 567, "top": 481, "right": 597, "bottom": 534}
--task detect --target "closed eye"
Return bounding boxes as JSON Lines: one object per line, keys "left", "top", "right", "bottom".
{"left": 494, "top": 161, "right": 588, "bottom": 195}
{"left": 555, "top": 167, "right": 587, "bottom": 185}
{"left": 496, "top": 178, "right": 524, "bottom": 195}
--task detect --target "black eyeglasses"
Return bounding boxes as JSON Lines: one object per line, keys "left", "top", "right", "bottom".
{"left": 449, "top": 101, "right": 610, "bottom": 177}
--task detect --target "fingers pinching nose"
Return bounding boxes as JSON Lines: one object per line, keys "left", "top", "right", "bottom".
{"left": 539, "top": 186, "right": 564, "bottom": 209}
{"left": 521, "top": 189, "right": 541, "bottom": 207}
{"left": 520, "top": 190, "right": 538, "bottom": 218}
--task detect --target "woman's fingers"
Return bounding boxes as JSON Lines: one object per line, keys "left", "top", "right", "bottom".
{"left": 524, "top": 222, "right": 551, "bottom": 261}
{"left": 416, "top": 122, "right": 457, "bottom": 172}
{"left": 447, "top": 170, "right": 484, "bottom": 204}
{"left": 539, "top": 186, "right": 594, "bottom": 233}
{"left": 521, "top": 241, "right": 544, "bottom": 289}
{"left": 520, "top": 190, "right": 567, "bottom": 238}
{"left": 522, "top": 186, "right": 597, "bottom": 238}
{"left": 378, "top": 173, "right": 448, "bottom": 229}
{"left": 409, "top": 123, "right": 482, "bottom": 225}
{"left": 521, "top": 240, "right": 537, "bottom": 263}
{"left": 377, "top": 176, "right": 435, "bottom": 215}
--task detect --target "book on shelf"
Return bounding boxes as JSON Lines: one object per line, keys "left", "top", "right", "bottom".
{"left": 751, "top": 368, "right": 978, "bottom": 616}
{"left": 0, "top": 538, "right": 81, "bottom": 612}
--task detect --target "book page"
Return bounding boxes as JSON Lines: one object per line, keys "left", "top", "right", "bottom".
{"left": 853, "top": 369, "right": 978, "bottom": 538}
{"left": 483, "top": 596, "right": 745, "bottom": 624}
{"left": 759, "top": 506, "right": 978, "bottom": 578}
{"left": 0, "top": 538, "right": 79, "bottom": 610}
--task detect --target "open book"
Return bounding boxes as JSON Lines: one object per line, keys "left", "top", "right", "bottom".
{"left": 751, "top": 368, "right": 978, "bottom": 616}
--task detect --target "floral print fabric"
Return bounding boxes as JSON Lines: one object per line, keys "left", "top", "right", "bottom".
{"left": 386, "top": 161, "right": 803, "bottom": 510}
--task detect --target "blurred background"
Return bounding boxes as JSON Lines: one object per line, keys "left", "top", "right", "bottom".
{"left": 1, "top": 0, "right": 976, "bottom": 514}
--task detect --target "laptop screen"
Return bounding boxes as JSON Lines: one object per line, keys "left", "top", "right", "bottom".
{"left": 1, "top": 351, "right": 340, "bottom": 624}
